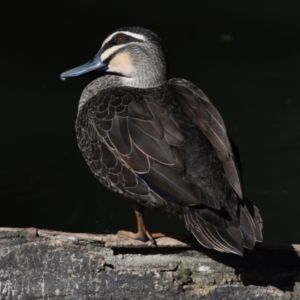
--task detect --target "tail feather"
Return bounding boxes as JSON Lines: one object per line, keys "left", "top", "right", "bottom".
{"left": 253, "top": 206, "right": 263, "bottom": 242}
{"left": 184, "top": 197, "right": 263, "bottom": 256}
{"left": 239, "top": 204, "right": 256, "bottom": 249}
{"left": 243, "top": 197, "right": 263, "bottom": 242}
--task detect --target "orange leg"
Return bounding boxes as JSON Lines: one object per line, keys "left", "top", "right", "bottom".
{"left": 117, "top": 203, "right": 165, "bottom": 246}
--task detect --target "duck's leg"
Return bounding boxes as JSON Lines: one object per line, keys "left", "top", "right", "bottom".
{"left": 117, "top": 203, "right": 165, "bottom": 246}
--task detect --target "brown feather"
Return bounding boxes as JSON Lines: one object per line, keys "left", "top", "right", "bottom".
{"left": 169, "top": 78, "right": 243, "bottom": 199}
{"left": 108, "top": 117, "right": 132, "bottom": 155}
{"left": 75, "top": 78, "right": 262, "bottom": 256}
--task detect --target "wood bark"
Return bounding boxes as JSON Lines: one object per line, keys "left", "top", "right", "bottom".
{"left": 0, "top": 227, "right": 300, "bottom": 299}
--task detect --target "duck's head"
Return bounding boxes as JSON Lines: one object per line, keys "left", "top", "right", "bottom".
{"left": 60, "top": 27, "right": 168, "bottom": 88}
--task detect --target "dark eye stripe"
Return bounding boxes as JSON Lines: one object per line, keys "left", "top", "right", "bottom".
{"left": 115, "top": 34, "right": 127, "bottom": 44}
{"left": 101, "top": 34, "right": 144, "bottom": 54}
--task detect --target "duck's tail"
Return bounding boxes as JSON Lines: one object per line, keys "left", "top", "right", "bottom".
{"left": 184, "top": 196, "right": 263, "bottom": 256}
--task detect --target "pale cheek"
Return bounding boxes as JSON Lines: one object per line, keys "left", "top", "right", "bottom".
{"left": 108, "top": 64, "right": 134, "bottom": 77}
{"left": 108, "top": 53, "right": 134, "bottom": 77}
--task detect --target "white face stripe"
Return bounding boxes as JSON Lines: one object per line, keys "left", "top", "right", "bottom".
{"left": 101, "top": 31, "right": 147, "bottom": 48}
{"left": 100, "top": 40, "right": 144, "bottom": 62}
{"left": 100, "top": 44, "right": 127, "bottom": 62}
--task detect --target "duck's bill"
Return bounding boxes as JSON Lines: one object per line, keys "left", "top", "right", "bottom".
{"left": 60, "top": 52, "right": 108, "bottom": 80}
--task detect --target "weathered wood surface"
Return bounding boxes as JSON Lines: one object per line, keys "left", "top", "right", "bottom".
{"left": 0, "top": 227, "right": 300, "bottom": 299}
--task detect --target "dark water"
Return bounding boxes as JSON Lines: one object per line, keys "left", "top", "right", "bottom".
{"left": 1, "top": 1, "right": 300, "bottom": 244}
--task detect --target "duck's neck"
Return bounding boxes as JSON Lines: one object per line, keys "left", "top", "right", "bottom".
{"left": 78, "top": 74, "right": 166, "bottom": 112}
{"left": 78, "top": 75, "right": 123, "bottom": 112}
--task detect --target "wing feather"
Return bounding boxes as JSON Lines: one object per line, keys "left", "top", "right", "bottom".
{"left": 76, "top": 82, "right": 262, "bottom": 255}
{"left": 169, "top": 78, "right": 243, "bottom": 199}
{"left": 108, "top": 117, "right": 132, "bottom": 155}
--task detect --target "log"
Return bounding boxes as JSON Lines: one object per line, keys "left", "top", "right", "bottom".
{"left": 0, "top": 227, "right": 299, "bottom": 299}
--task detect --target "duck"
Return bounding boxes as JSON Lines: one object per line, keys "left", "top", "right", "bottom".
{"left": 60, "top": 26, "right": 263, "bottom": 255}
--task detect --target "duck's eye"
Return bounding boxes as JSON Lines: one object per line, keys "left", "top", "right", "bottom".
{"left": 115, "top": 34, "right": 126, "bottom": 44}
